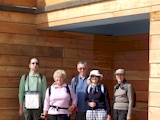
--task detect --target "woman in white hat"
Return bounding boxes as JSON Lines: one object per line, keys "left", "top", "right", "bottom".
{"left": 85, "top": 70, "right": 111, "bottom": 120}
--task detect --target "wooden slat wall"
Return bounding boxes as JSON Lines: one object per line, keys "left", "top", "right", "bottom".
{"left": 0, "top": 10, "right": 97, "bottom": 120}
{"left": 149, "top": 10, "right": 160, "bottom": 120}
{"left": 93, "top": 35, "right": 114, "bottom": 96}
{"left": 37, "top": 0, "right": 72, "bottom": 7}
{"left": 114, "top": 34, "right": 149, "bottom": 120}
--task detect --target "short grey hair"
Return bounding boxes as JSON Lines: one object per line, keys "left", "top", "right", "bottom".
{"left": 53, "top": 69, "right": 66, "bottom": 79}
{"left": 77, "top": 61, "right": 88, "bottom": 67}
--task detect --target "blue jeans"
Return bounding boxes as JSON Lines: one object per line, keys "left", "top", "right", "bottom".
{"left": 113, "top": 109, "right": 128, "bottom": 120}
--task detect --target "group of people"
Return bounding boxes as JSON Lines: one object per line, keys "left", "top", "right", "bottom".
{"left": 18, "top": 58, "right": 134, "bottom": 120}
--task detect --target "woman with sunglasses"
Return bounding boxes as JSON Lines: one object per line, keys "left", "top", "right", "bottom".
{"left": 85, "top": 70, "right": 111, "bottom": 120}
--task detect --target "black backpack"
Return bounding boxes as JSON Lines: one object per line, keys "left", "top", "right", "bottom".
{"left": 114, "top": 83, "right": 136, "bottom": 108}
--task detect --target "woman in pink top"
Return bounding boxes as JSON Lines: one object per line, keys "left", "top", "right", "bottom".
{"left": 41, "top": 69, "right": 77, "bottom": 120}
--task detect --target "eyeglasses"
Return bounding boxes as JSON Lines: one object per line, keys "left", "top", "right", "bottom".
{"left": 31, "top": 62, "right": 39, "bottom": 65}
{"left": 91, "top": 75, "right": 99, "bottom": 78}
{"left": 78, "top": 68, "right": 86, "bottom": 70}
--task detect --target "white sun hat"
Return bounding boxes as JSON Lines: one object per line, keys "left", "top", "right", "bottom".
{"left": 88, "top": 70, "right": 103, "bottom": 80}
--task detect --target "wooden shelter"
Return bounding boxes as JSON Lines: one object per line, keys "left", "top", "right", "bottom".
{"left": 0, "top": 0, "right": 159, "bottom": 119}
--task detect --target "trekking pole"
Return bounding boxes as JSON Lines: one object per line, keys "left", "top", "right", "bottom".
{"left": 92, "top": 99, "right": 94, "bottom": 120}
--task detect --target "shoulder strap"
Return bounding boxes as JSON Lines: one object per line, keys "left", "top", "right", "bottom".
{"left": 87, "top": 85, "right": 92, "bottom": 93}
{"left": 87, "top": 84, "right": 105, "bottom": 94}
{"left": 100, "top": 84, "right": 104, "bottom": 93}
{"left": 39, "top": 73, "right": 43, "bottom": 80}
{"left": 48, "top": 84, "right": 72, "bottom": 99}
{"left": 74, "top": 76, "right": 78, "bottom": 91}
{"left": 66, "top": 84, "right": 72, "bottom": 100}
{"left": 48, "top": 86, "right": 51, "bottom": 96}
{"left": 24, "top": 73, "right": 29, "bottom": 81}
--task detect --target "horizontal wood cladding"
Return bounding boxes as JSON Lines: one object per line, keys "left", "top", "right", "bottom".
{"left": 150, "top": 21, "right": 160, "bottom": 35}
{"left": 0, "top": 88, "right": 18, "bottom": 98}
{"left": 117, "top": 71, "right": 148, "bottom": 80}
{"left": 0, "top": 43, "right": 63, "bottom": 57}
{"left": 149, "top": 107, "right": 160, "bottom": 120}
{"left": 113, "top": 39, "right": 149, "bottom": 51}
{"left": 115, "top": 51, "right": 149, "bottom": 61}
{"left": 0, "top": 110, "right": 19, "bottom": 120}
{"left": 0, "top": 0, "right": 36, "bottom": 7}
{"left": 0, "top": 22, "right": 38, "bottom": 35}
{"left": 114, "top": 60, "right": 149, "bottom": 71}
{"left": 149, "top": 11, "right": 160, "bottom": 120}
{"left": 149, "top": 78, "right": 160, "bottom": 92}
{"left": 149, "top": 92, "right": 160, "bottom": 107}
{"left": 150, "top": 35, "right": 160, "bottom": 50}
{"left": 150, "top": 11, "right": 160, "bottom": 21}
{"left": 38, "top": 30, "right": 94, "bottom": 40}
{"left": 0, "top": 11, "right": 35, "bottom": 24}
{"left": 0, "top": 55, "right": 62, "bottom": 68}
{"left": 0, "top": 77, "right": 20, "bottom": 88}
{"left": 94, "top": 51, "right": 114, "bottom": 61}
{"left": 149, "top": 49, "right": 160, "bottom": 63}
{"left": 0, "top": 98, "right": 18, "bottom": 109}
{"left": 63, "top": 38, "right": 93, "bottom": 50}
{"left": 0, "top": 33, "right": 64, "bottom": 47}
{"left": 150, "top": 63, "right": 160, "bottom": 77}
{"left": 64, "top": 48, "right": 94, "bottom": 59}
{"left": 133, "top": 110, "right": 148, "bottom": 120}
{"left": 37, "top": 0, "right": 72, "bottom": 7}
{"left": 36, "top": 0, "right": 152, "bottom": 25}
{"left": 94, "top": 40, "right": 114, "bottom": 51}
{"left": 93, "top": 60, "right": 113, "bottom": 70}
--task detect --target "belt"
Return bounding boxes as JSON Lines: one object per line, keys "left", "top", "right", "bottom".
{"left": 50, "top": 105, "right": 68, "bottom": 111}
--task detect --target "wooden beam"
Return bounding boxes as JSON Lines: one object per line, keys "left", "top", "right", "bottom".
{"left": 36, "top": 0, "right": 152, "bottom": 28}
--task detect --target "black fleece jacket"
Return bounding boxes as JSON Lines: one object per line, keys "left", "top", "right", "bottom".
{"left": 85, "top": 83, "right": 111, "bottom": 115}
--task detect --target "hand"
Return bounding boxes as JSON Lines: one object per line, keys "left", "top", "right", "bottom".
{"left": 88, "top": 102, "right": 96, "bottom": 108}
{"left": 40, "top": 113, "right": 46, "bottom": 119}
{"left": 106, "top": 115, "right": 111, "bottom": 120}
{"left": 127, "top": 116, "right": 131, "bottom": 120}
{"left": 68, "top": 104, "right": 76, "bottom": 112}
{"left": 19, "top": 108, "right": 23, "bottom": 117}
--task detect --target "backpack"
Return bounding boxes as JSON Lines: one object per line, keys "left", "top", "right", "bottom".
{"left": 24, "top": 73, "right": 43, "bottom": 81}
{"left": 74, "top": 75, "right": 89, "bottom": 92}
{"left": 87, "top": 84, "right": 105, "bottom": 94}
{"left": 114, "top": 83, "right": 136, "bottom": 108}
{"left": 74, "top": 76, "right": 78, "bottom": 92}
{"left": 48, "top": 84, "right": 71, "bottom": 98}
{"left": 48, "top": 84, "right": 78, "bottom": 113}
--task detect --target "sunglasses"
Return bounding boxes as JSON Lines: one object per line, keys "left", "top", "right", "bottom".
{"left": 31, "top": 62, "right": 39, "bottom": 65}
{"left": 91, "top": 75, "right": 99, "bottom": 78}
{"left": 78, "top": 68, "right": 86, "bottom": 70}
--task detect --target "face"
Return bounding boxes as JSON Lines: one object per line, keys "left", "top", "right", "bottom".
{"left": 77, "top": 63, "right": 87, "bottom": 77}
{"left": 29, "top": 58, "right": 39, "bottom": 72}
{"left": 90, "top": 75, "right": 100, "bottom": 84}
{"left": 116, "top": 74, "right": 125, "bottom": 83}
{"left": 54, "top": 74, "right": 64, "bottom": 86}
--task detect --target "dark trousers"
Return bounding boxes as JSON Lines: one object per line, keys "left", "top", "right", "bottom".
{"left": 75, "top": 112, "right": 86, "bottom": 120}
{"left": 113, "top": 109, "right": 128, "bottom": 120}
{"left": 49, "top": 114, "right": 70, "bottom": 120}
{"left": 23, "top": 107, "right": 42, "bottom": 120}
